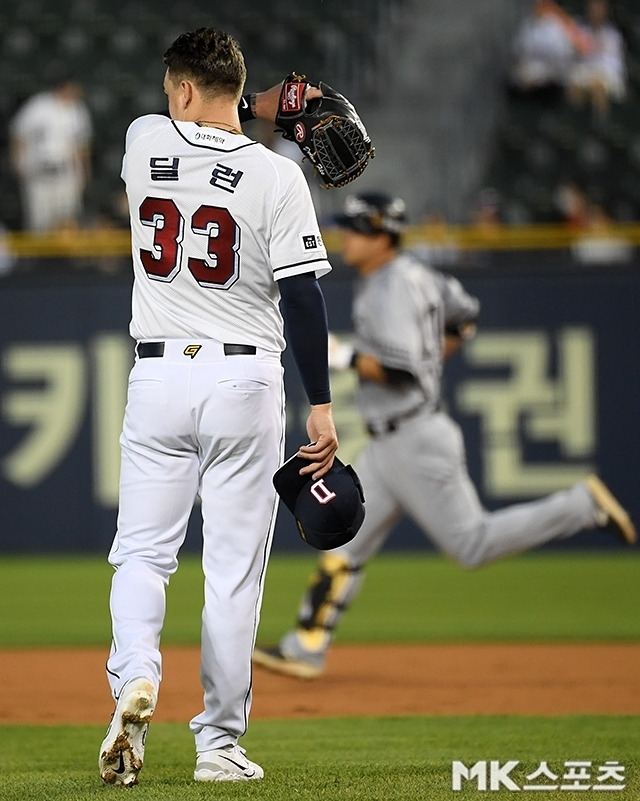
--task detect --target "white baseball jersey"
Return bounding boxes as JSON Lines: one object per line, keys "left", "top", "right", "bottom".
{"left": 107, "top": 114, "right": 333, "bottom": 755}
{"left": 11, "top": 90, "right": 92, "bottom": 175}
{"left": 122, "top": 115, "right": 331, "bottom": 351}
{"left": 10, "top": 90, "right": 92, "bottom": 230}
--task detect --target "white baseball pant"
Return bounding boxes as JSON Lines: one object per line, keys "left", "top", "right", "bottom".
{"left": 106, "top": 339, "right": 285, "bottom": 751}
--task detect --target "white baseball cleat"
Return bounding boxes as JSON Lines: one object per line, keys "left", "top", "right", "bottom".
{"left": 194, "top": 744, "right": 264, "bottom": 782}
{"left": 586, "top": 475, "right": 637, "bottom": 545}
{"left": 99, "top": 677, "right": 157, "bottom": 787}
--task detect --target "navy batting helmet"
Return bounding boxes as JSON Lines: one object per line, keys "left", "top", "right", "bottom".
{"left": 273, "top": 454, "right": 365, "bottom": 550}
{"left": 334, "top": 191, "right": 407, "bottom": 236}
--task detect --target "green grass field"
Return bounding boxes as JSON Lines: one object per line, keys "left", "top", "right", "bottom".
{"left": 2, "top": 550, "right": 639, "bottom": 647}
{"left": 1, "top": 717, "right": 638, "bottom": 800}
{"left": 1, "top": 550, "right": 639, "bottom": 799}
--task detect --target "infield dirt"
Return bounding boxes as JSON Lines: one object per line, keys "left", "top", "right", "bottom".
{"left": 1, "top": 642, "right": 639, "bottom": 723}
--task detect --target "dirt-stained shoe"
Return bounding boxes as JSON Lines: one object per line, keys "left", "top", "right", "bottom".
{"left": 194, "top": 744, "right": 264, "bottom": 781}
{"left": 586, "top": 475, "right": 637, "bottom": 545}
{"left": 99, "top": 677, "right": 157, "bottom": 786}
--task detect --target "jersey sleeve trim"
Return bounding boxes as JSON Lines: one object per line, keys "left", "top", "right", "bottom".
{"left": 274, "top": 258, "right": 332, "bottom": 280}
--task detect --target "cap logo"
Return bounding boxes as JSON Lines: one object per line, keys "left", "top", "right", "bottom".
{"left": 310, "top": 479, "right": 337, "bottom": 505}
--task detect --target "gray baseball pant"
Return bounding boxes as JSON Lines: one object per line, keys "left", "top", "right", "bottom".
{"left": 336, "top": 410, "right": 598, "bottom": 569}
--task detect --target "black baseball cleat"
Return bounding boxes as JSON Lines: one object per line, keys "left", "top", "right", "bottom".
{"left": 585, "top": 475, "right": 637, "bottom": 545}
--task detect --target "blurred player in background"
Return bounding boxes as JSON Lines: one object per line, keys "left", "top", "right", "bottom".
{"left": 98, "top": 27, "right": 338, "bottom": 786}
{"left": 253, "top": 191, "right": 637, "bottom": 680}
{"left": 9, "top": 72, "right": 93, "bottom": 232}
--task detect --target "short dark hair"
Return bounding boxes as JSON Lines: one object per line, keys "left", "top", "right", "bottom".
{"left": 163, "top": 28, "right": 246, "bottom": 101}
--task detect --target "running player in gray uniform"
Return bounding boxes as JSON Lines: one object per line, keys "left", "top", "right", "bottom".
{"left": 253, "top": 191, "right": 637, "bottom": 679}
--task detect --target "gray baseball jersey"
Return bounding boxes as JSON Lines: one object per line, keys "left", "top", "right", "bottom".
{"left": 340, "top": 255, "right": 598, "bottom": 569}
{"left": 352, "top": 253, "right": 480, "bottom": 431}
{"left": 352, "top": 253, "right": 444, "bottom": 429}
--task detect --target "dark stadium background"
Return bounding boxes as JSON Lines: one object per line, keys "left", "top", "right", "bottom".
{"left": 1, "top": 0, "right": 639, "bottom": 553}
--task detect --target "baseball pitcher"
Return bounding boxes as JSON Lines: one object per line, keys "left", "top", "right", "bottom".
{"left": 97, "top": 28, "right": 364, "bottom": 786}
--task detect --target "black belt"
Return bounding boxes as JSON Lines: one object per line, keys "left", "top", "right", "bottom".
{"left": 136, "top": 341, "right": 256, "bottom": 358}
{"left": 366, "top": 404, "right": 426, "bottom": 438}
{"left": 222, "top": 343, "right": 257, "bottom": 355}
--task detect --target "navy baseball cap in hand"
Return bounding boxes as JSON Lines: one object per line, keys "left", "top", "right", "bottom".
{"left": 273, "top": 454, "right": 366, "bottom": 550}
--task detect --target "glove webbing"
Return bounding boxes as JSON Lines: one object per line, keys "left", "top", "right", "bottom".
{"left": 313, "top": 118, "right": 373, "bottom": 187}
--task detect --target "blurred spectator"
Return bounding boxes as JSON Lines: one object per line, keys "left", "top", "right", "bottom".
{"left": 9, "top": 72, "right": 93, "bottom": 232}
{"left": 567, "top": 0, "right": 627, "bottom": 123}
{"left": 472, "top": 187, "right": 504, "bottom": 233}
{"left": 510, "top": 0, "right": 577, "bottom": 97}
{"left": 554, "top": 179, "right": 633, "bottom": 263}
{"left": 571, "top": 203, "right": 633, "bottom": 263}
{"left": 555, "top": 179, "right": 590, "bottom": 230}
{"left": 569, "top": 0, "right": 627, "bottom": 121}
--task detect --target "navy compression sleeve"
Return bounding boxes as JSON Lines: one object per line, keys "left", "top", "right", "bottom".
{"left": 279, "top": 273, "right": 331, "bottom": 405}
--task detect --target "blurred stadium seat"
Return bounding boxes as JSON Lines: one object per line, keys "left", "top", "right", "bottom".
{"left": 0, "top": 0, "right": 400, "bottom": 230}
{"left": 484, "top": 0, "right": 640, "bottom": 223}
{"left": 0, "top": 0, "right": 637, "bottom": 231}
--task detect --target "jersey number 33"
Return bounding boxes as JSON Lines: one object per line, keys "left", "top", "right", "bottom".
{"left": 139, "top": 197, "right": 240, "bottom": 290}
